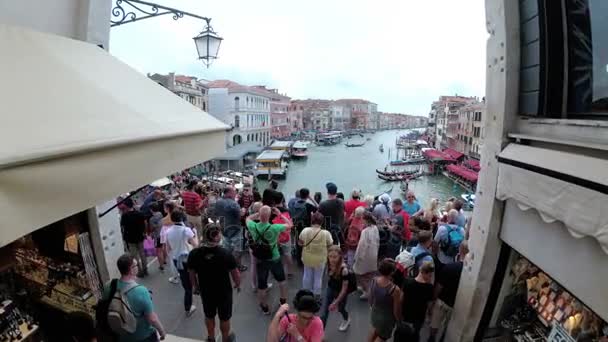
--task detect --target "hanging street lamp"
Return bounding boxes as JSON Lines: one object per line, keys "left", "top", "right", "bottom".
{"left": 110, "top": 0, "right": 223, "bottom": 67}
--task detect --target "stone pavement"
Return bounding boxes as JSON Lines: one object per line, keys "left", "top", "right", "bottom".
{"left": 139, "top": 256, "right": 374, "bottom": 342}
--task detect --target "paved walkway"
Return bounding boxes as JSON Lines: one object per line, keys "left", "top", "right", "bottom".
{"left": 139, "top": 256, "right": 374, "bottom": 342}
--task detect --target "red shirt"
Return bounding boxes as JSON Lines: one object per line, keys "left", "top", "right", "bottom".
{"left": 274, "top": 211, "right": 292, "bottom": 244}
{"left": 182, "top": 191, "right": 202, "bottom": 216}
{"left": 393, "top": 210, "right": 411, "bottom": 241}
{"left": 344, "top": 199, "right": 366, "bottom": 218}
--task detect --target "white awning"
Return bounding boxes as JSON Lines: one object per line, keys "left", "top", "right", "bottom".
{"left": 0, "top": 24, "right": 228, "bottom": 247}
{"left": 496, "top": 144, "right": 608, "bottom": 254}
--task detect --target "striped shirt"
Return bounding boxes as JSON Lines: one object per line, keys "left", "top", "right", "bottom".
{"left": 182, "top": 191, "right": 202, "bottom": 216}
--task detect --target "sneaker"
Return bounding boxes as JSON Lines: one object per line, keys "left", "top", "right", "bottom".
{"left": 267, "top": 283, "right": 273, "bottom": 289}
{"left": 338, "top": 318, "right": 351, "bottom": 332}
{"left": 186, "top": 305, "right": 197, "bottom": 317}
{"left": 260, "top": 304, "right": 271, "bottom": 315}
{"left": 168, "top": 276, "right": 180, "bottom": 284}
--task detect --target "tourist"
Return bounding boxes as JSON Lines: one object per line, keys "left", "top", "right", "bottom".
{"left": 410, "top": 230, "right": 435, "bottom": 270}
{"left": 263, "top": 180, "right": 280, "bottom": 206}
{"left": 188, "top": 223, "right": 241, "bottom": 342}
{"left": 345, "top": 206, "right": 366, "bottom": 269}
{"left": 363, "top": 194, "right": 375, "bottom": 212}
{"left": 368, "top": 259, "right": 402, "bottom": 342}
{"left": 106, "top": 254, "right": 166, "bottom": 341}
{"left": 372, "top": 193, "right": 392, "bottom": 221}
{"left": 273, "top": 192, "right": 294, "bottom": 278}
{"left": 161, "top": 201, "right": 179, "bottom": 284}
{"left": 266, "top": 290, "right": 324, "bottom": 342}
{"left": 313, "top": 192, "right": 323, "bottom": 206}
{"left": 353, "top": 212, "right": 380, "bottom": 300}
{"left": 434, "top": 209, "right": 466, "bottom": 267}
{"left": 300, "top": 212, "right": 333, "bottom": 300}
{"left": 246, "top": 202, "right": 273, "bottom": 291}
{"left": 390, "top": 198, "right": 411, "bottom": 245}
{"left": 165, "top": 209, "right": 198, "bottom": 317}
{"left": 429, "top": 241, "right": 469, "bottom": 342}
{"left": 290, "top": 188, "right": 319, "bottom": 266}
{"left": 452, "top": 200, "right": 467, "bottom": 227}
{"left": 287, "top": 189, "right": 301, "bottom": 211}
{"left": 181, "top": 180, "right": 204, "bottom": 234}
{"left": 318, "top": 182, "right": 345, "bottom": 245}
{"left": 423, "top": 198, "right": 441, "bottom": 228}
{"left": 398, "top": 261, "right": 435, "bottom": 341}
{"left": 336, "top": 192, "right": 345, "bottom": 200}
{"left": 215, "top": 187, "right": 247, "bottom": 271}
{"left": 148, "top": 203, "right": 165, "bottom": 272}
{"left": 407, "top": 217, "right": 432, "bottom": 250}
{"left": 402, "top": 191, "right": 423, "bottom": 216}
{"left": 246, "top": 206, "right": 292, "bottom": 314}
{"left": 238, "top": 186, "right": 255, "bottom": 217}
{"left": 320, "top": 246, "right": 352, "bottom": 331}
{"left": 140, "top": 188, "right": 164, "bottom": 220}
{"left": 120, "top": 198, "right": 148, "bottom": 278}
{"left": 344, "top": 189, "right": 366, "bottom": 218}
{"left": 440, "top": 200, "right": 455, "bottom": 224}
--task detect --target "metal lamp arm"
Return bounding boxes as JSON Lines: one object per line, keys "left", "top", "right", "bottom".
{"left": 111, "top": 0, "right": 210, "bottom": 27}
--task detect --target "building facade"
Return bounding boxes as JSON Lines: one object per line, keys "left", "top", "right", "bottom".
{"left": 207, "top": 80, "right": 271, "bottom": 147}
{"left": 431, "top": 95, "right": 478, "bottom": 149}
{"left": 148, "top": 73, "right": 208, "bottom": 111}
{"left": 456, "top": 102, "right": 485, "bottom": 159}
{"left": 252, "top": 86, "right": 291, "bottom": 139}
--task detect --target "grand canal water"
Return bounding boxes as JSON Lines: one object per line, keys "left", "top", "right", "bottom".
{"left": 262, "top": 129, "right": 464, "bottom": 207}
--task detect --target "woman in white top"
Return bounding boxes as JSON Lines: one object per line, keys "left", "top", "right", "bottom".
{"left": 353, "top": 212, "right": 380, "bottom": 300}
{"left": 299, "top": 212, "right": 333, "bottom": 299}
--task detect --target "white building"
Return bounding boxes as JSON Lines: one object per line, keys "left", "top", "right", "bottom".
{"left": 330, "top": 103, "right": 349, "bottom": 130}
{"left": 208, "top": 80, "right": 272, "bottom": 147}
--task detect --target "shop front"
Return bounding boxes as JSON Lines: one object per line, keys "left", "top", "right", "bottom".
{"left": 0, "top": 23, "right": 227, "bottom": 340}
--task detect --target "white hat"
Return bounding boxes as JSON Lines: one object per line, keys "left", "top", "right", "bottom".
{"left": 380, "top": 193, "right": 391, "bottom": 203}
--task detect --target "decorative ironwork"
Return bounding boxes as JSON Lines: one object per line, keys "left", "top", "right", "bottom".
{"left": 111, "top": 0, "right": 210, "bottom": 27}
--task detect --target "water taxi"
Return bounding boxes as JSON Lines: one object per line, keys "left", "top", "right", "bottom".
{"left": 254, "top": 150, "right": 288, "bottom": 178}
{"left": 316, "top": 131, "right": 343, "bottom": 146}
{"left": 291, "top": 141, "right": 309, "bottom": 158}
{"left": 269, "top": 140, "right": 293, "bottom": 151}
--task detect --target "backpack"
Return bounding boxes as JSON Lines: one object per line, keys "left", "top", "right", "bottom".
{"left": 439, "top": 224, "right": 464, "bottom": 258}
{"left": 408, "top": 252, "right": 433, "bottom": 278}
{"left": 106, "top": 279, "right": 142, "bottom": 335}
{"left": 248, "top": 224, "right": 273, "bottom": 260}
{"left": 289, "top": 199, "right": 309, "bottom": 228}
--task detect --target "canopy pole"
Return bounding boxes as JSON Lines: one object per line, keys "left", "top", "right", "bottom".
{"left": 98, "top": 184, "right": 147, "bottom": 218}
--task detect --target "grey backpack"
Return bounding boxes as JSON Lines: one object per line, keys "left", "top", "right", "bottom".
{"left": 107, "top": 280, "right": 141, "bottom": 335}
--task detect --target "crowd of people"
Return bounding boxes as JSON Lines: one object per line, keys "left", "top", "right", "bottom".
{"left": 104, "top": 175, "right": 471, "bottom": 342}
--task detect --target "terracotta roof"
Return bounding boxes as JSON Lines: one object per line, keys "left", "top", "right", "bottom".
{"left": 175, "top": 75, "right": 195, "bottom": 83}
{"left": 335, "top": 98, "right": 371, "bottom": 104}
{"left": 207, "top": 79, "right": 273, "bottom": 97}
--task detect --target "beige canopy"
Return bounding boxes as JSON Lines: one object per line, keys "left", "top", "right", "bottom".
{"left": 0, "top": 24, "right": 227, "bottom": 247}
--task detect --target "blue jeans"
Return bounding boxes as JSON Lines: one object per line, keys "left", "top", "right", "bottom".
{"left": 320, "top": 285, "right": 349, "bottom": 327}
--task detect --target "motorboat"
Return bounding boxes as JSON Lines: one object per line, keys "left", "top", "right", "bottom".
{"left": 291, "top": 141, "right": 309, "bottom": 158}
{"left": 345, "top": 142, "right": 365, "bottom": 147}
{"left": 254, "top": 150, "right": 288, "bottom": 179}
{"left": 461, "top": 193, "right": 476, "bottom": 207}
{"left": 316, "top": 131, "right": 343, "bottom": 145}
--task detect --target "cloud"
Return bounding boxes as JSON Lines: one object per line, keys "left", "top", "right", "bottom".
{"left": 109, "top": 0, "right": 487, "bottom": 115}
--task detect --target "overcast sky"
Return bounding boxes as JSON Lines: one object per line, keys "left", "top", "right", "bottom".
{"left": 110, "top": 0, "right": 487, "bottom": 115}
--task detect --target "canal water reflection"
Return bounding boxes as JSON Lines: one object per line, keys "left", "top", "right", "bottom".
{"left": 262, "top": 129, "right": 464, "bottom": 207}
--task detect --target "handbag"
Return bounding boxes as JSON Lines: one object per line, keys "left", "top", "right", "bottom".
{"left": 143, "top": 237, "right": 156, "bottom": 257}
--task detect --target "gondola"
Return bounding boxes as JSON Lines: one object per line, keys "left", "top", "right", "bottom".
{"left": 378, "top": 171, "right": 424, "bottom": 182}
{"left": 375, "top": 168, "right": 418, "bottom": 177}
{"left": 345, "top": 142, "right": 365, "bottom": 147}
{"left": 389, "top": 156, "right": 426, "bottom": 166}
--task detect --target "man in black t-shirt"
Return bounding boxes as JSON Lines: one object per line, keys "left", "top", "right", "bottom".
{"left": 188, "top": 224, "right": 241, "bottom": 342}
{"left": 429, "top": 241, "right": 469, "bottom": 342}
{"left": 318, "top": 182, "right": 345, "bottom": 245}
{"left": 120, "top": 198, "right": 148, "bottom": 277}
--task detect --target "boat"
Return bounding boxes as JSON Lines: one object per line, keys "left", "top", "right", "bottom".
{"left": 345, "top": 142, "right": 365, "bottom": 147}
{"left": 254, "top": 150, "right": 288, "bottom": 179}
{"left": 291, "top": 141, "right": 309, "bottom": 158}
{"left": 378, "top": 170, "right": 424, "bottom": 182}
{"left": 389, "top": 156, "right": 426, "bottom": 166}
{"left": 461, "top": 193, "right": 476, "bottom": 207}
{"left": 316, "top": 131, "right": 343, "bottom": 146}
{"left": 379, "top": 144, "right": 384, "bottom": 153}
{"left": 375, "top": 168, "right": 419, "bottom": 177}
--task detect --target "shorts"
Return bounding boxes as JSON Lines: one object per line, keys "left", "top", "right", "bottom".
{"left": 256, "top": 259, "right": 286, "bottom": 289}
{"left": 201, "top": 292, "right": 233, "bottom": 321}
{"left": 222, "top": 234, "right": 243, "bottom": 254}
{"left": 279, "top": 242, "right": 292, "bottom": 257}
{"left": 187, "top": 214, "right": 203, "bottom": 231}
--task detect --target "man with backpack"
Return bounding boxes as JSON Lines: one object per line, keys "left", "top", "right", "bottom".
{"left": 289, "top": 188, "right": 318, "bottom": 265}
{"left": 434, "top": 209, "right": 466, "bottom": 267}
{"left": 246, "top": 205, "right": 293, "bottom": 315}
{"left": 99, "top": 254, "right": 166, "bottom": 341}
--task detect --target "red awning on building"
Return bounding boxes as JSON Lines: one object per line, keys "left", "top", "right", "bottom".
{"left": 443, "top": 148, "right": 464, "bottom": 160}
{"left": 464, "top": 159, "right": 481, "bottom": 171}
{"left": 422, "top": 149, "right": 456, "bottom": 162}
{"left": 446, "top": 164, "right": 478, "bottom": 182}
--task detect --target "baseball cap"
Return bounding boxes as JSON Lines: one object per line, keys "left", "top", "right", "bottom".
{"left": 326, "top": 182, "right": 338, "bottom": 195}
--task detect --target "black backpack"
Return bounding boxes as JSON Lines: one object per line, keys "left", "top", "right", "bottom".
{"left": 289, "top": 199, "right": 309, "bottom": 228}
{"left": 248, "top": 224, "right": 273, "bottom": 260}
